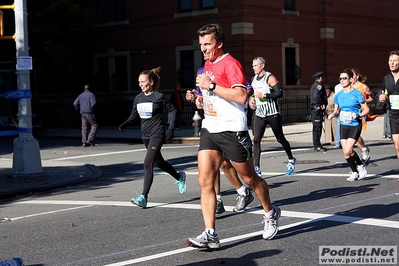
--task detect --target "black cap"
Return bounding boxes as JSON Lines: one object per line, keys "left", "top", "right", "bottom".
{"left": 312, "top": 71, "right": 323, "bottom": 79}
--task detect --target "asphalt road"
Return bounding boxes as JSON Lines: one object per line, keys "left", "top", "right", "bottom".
{"left": 1, "top": 138, "right": 398, "bottom": 266}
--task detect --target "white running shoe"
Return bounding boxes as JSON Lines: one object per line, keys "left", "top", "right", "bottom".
{"left": 233, "top": 187, "right": 254, "bottom": 212}
{"left": 346, "top": 171, "right": 359, "bottom": 182}
{"left": 262, "top": 206, "right": 281, "bottom": 240}
{"left": 254, "top": 166, "right": 262, "bottom": 177}
{"left": 215, "top": 199, "right": 225, "bottom": 217}
{"left": 357, "top": 164, "right": 367, "bottom": 180}
{"left": 361, "top": 146, "right": 370, "bottom": 163}
{"left": 187, "top": 231, "right": 220, "bottom": 249}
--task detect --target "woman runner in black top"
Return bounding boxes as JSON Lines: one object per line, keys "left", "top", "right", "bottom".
{"left": 119, "top": 67, "right": 186, "bottom": 208}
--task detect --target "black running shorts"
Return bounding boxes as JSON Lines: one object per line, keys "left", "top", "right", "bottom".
{"left": 390, "top": 116, "right": 399, "bottom": 135}
{"left": 340, "top": 124, "right": 362, "bottom": 141}
{"left": 198, "top": 128, "right": 253, "bottom": 163}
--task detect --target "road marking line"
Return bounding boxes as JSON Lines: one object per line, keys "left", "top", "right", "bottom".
{"left": 103, "top": 246, "right": 195, "bottom": 266}
{"left": 49, "top": 146, "right": 306, "bottom": 162}
{"left": 50, "top": 145, "right": 197, "bottom": 161}
{"left": 126, "top": 169, "right": 398, "bottom": 179}
{"left": 14, "top": 200, "right": 399, "bottom": 229}
{"left": 261, "top": 148, "right": 309, "bottom": 155}
{"left": 10, "top": 205, "right": 92, "bottom": 221}
{"left": 102, "top": 212, "right": 399, "bottom": 266}
{"left": 101, "top": 219, "right": 320, "bottom": 266}
{"left": 11, "top": 199, "right": 399, "bottom": 265}
{"left": 50, "top": 149, "right": 147, "bottom": 160}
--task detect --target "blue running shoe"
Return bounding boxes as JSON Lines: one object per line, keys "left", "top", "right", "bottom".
{"left": 131, "top": 194, "right": 147, "bottom": 208}
{"left": 0, "top": 258, "right": 24, "bottom": 266}
{"left": 286, "top": 157, "right": 296, "bottom": 175}
{"left": 174, "top": 172, "right": 186, "bottom": 194}
{"left": 254, "top": 166, "right": 262, "bottom": 177}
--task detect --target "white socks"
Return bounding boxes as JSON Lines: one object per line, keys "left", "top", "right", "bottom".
{"left": 264, "top": 208, "right": 274, "bottom": 218}
{"left": 236, "top": 185, "right": 247, "bottom": 196}
{"left": 206, "top": 228, "right": 216, "bottom": 235}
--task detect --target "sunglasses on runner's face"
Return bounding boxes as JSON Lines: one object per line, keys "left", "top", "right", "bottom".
{"left": 339, "top": 77, "right": 348, "bottom": 81}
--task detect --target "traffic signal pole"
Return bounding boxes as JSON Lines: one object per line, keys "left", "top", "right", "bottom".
{"left": 12, "top": 0, "right": 42, "bottom": 175}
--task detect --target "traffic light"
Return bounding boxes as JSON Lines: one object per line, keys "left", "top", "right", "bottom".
{"left": 0, "top": 10, "right": 3, "bottom": 36}
{"left": 0, "top": 4, "right": 15, "bottom": 40}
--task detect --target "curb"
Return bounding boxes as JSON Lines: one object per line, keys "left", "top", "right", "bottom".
{"left": 0, "top": 164, "right": 104, "bottom": 200}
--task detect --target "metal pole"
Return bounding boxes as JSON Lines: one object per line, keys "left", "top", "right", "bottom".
{"left": 12, "top": 0, "right": 42, "bottom": 175}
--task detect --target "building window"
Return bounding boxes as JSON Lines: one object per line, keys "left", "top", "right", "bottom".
{"left": 97, "top": 0, "right": 108, "bottom": 23}
{"left": 94, "top": 57, "right": 109, "bottom": 92}
{"left": 179, "top": 0, "right": 192, "bottom": 12}
{"left": 201, "top": 0, "right": 215, "bottom": 10}
{"left": 179, "top": 50, "right": 195, "bottom": 88}
{"left": 97, "top": 0, "right": 127, "bottom": 22}
{"left": 115, "top": 0, "right": 127, "bottom": 21}
{"left": 284, "top": 0, "right": 295, "bottom": 11}
{"left": 94, "top": 53, "right": 130, "bottom": 93}
{"left": 112, "top": 56, "right": 128, "bottom": 92}
{"left": 285, "top": 48, "right": 297, "bottom": 85}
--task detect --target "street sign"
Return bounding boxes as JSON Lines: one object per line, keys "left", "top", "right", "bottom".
{"left": 16, "top": 56, "right": 32, "bottom": 70}
{"left": 0, "top": 130, "right": 18, "bottom": 137}
{"left": 0, "top": 89, "right": 31, "bottom": 99}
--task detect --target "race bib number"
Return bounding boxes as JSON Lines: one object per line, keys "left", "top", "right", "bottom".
{"left": 389, "top": 95, "right": 399, "bottom": 110}
{"left": 340, "top": 111, "right": 353, "bottom": 123}
{"left": 203, "top": 95, "right": 217, "bottom": 117}
{"left": 137, "top": 102, "right": 153, "bottom": 119}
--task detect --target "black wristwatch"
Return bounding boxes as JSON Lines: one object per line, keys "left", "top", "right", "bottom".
{"left": 208, "top": 82, "right": 216, "bottom": 91}
{"left": 356, "top": 114, "right": 361, "bottom": 119}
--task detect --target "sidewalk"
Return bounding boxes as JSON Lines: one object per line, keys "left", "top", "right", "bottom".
{"left": 0, "top": 115, "right": 387, "bottom": 200}
{"left": 0, "top": 160, "right": 102, "bottom": 200}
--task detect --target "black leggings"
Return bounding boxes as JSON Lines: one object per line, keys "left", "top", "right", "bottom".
{"left": 252, "top": 114, "right": 294, "bottom": 167}
{"left": 142, "top": 137, "right": 180, "bottom": 197}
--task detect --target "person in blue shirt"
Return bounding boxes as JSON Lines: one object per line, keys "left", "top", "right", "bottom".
{"left": 73, "top": 84, "right": 98, "bottom": 147}
{"left": 328, "top": 68, "right": 370, "bottom": 181}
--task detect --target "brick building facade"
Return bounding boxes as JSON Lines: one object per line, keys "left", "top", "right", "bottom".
{"left": 83, "top": 0, "right": 399, "bottom": 97}
{"left": 2, "top": 1, "right": 399, "bottom": 128}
